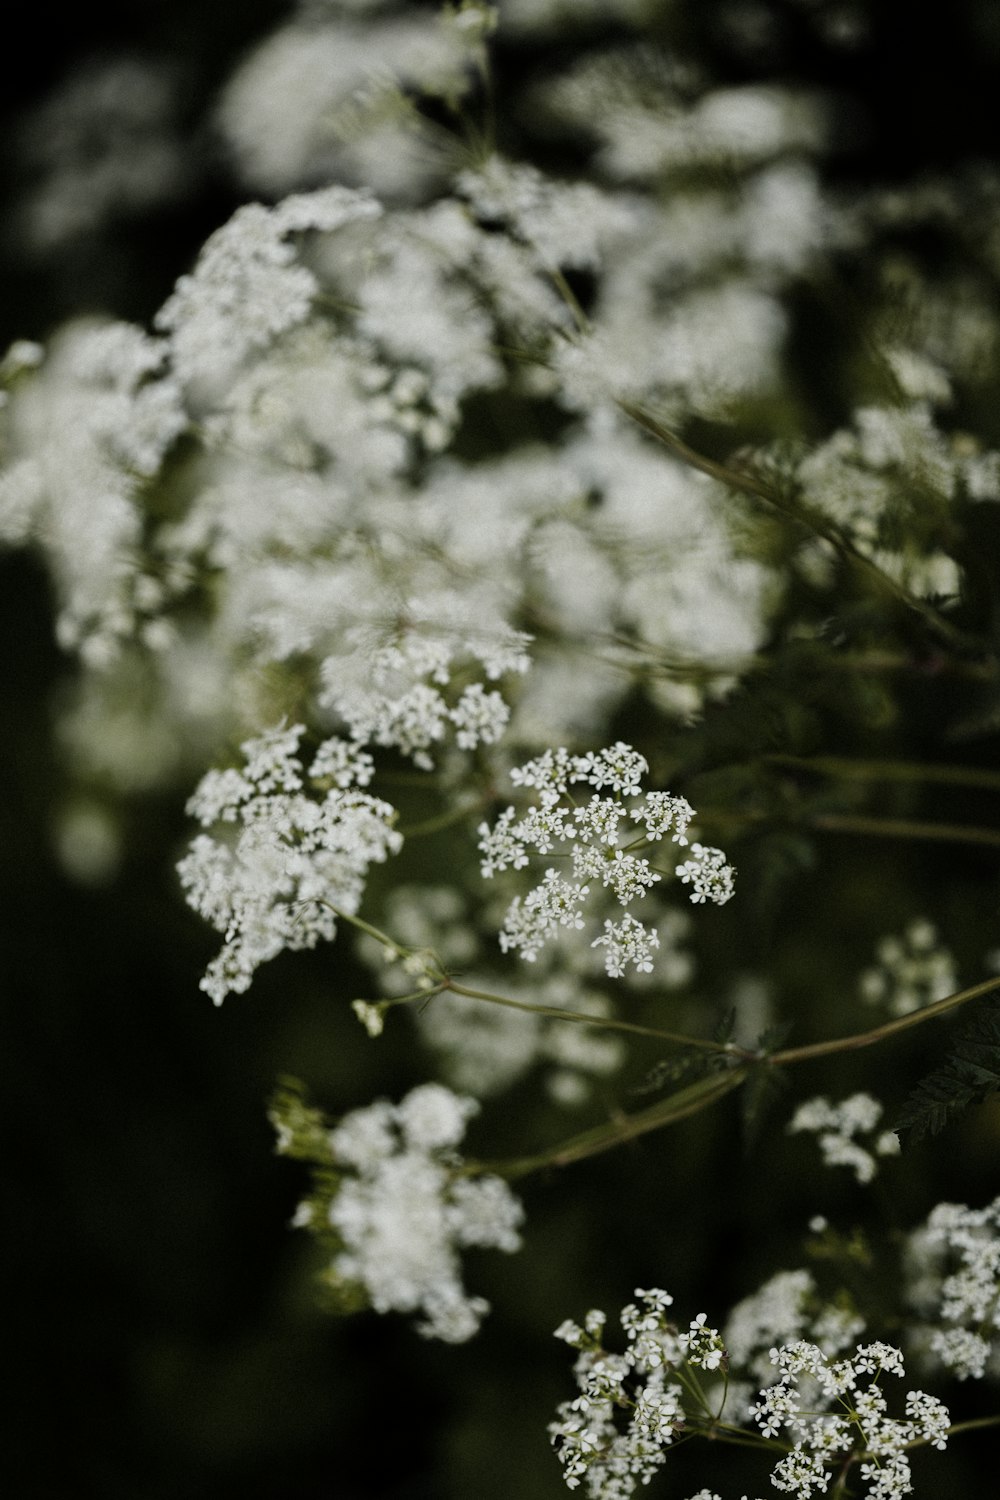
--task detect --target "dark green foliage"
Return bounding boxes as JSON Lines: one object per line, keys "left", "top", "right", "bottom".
{"left": 896, "top": 997, "right": 1000, "bottom": 1140}
{"left": 267, "top": 1076, "right": 333, "bottom": 1162}
{"left": 630, "top": 1011, "right": 738, "bottom": 1097}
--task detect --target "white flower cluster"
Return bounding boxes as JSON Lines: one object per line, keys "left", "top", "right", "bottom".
{"left": 551, "top": 1292, "right": 951, "bottom": 1500}
{"left": 675, "top": 843, "right": 739, "bottom": 906}
{"left": 859, "top": 919, "right": 958, "bottom": 1017}
{"left": 725, "top": 1268, "right": 865, "bottom": 1388}
{"left": 319, "top": 1083, "right": 523, "bottom": 1342}
{"left": 456, "top": 154, "right": 640, "bottom": 272}
{"left": 686, "top": 1493, "right": 764, "bottom": 1500}
{"left": 751, "top": 1340, "right": 949, "bottom": 1500}
{"left": 787, "top": 1093, "right": 900, "bottom": 1184}
{"left": 1, "top": 109, "right": 785, "bottom": 798}
{"left": 155, "top": 184, "right": 383, "bottom": 390}
{"left": 216, "top": 1, "right": 495, "bottom": 201}
{"left": 549, "top": 1289, "right": 714, "bottom": 1496}
{"left": 795, "top": 402, "right": 966, "bottom": 600}
{"left": 178, "top": 724, "right": 401, "bottom": 1004}
{"left": 0, "top": 320, "right": 185, "bottom": 666}
{"left": 479, "top": 744, "right": 733, "bottom": 978}
{"left": 905, "top": 1196, "right": 1000, "bottom": 1380}
{"left": 318, "top": 617, "right": 529, "bottom": 768}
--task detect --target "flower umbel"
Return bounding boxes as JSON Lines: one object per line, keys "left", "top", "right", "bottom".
{"left": 178, "top": 725, "right": 401, "bottom": 1003}
{"left": 479, "top": 744, "right": 734, "bottom": 978}
{"left": 273, "top": 1081, "right": 524, "bottom": 1343}
{"left": 752, "top": 1341, "right": 949, "bottom": 1499}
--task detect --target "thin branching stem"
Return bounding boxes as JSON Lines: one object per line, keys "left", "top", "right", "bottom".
{"left": 764, "top": 752, "right": 1000, "bottom": 793}
{"left": 938, "top": 1413, "right": 1000, "bottom": 1440}
{"left": 398, "top": 798, "right": 490, "bottom": 837}
{"left": 769, "top": 974, "right": 1000, "bottom": 1067}
{"left": 698, "top": 805, "right": 1000, "bottom": 851}
{"left": 475, "top": 1067, "right": 748, "bottom": 1179}
{"left": 443, "top": 976, "right": 743, "bottom": 1053}
{"left": 465, "top": 974, "right": 1000, "bottom": 1179}
{"left": 617, "top": 399, "right": 976, "bottom": 653}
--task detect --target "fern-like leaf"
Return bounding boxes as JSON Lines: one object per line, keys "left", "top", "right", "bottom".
{"left": 631, "top": 1013, "right": 737, "bottom": 1098}
{"left": 895, "top": 996, "right": 1000, "bottom": 1141}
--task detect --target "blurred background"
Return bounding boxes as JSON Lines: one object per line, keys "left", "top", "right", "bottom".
{"left": 5, "top": 3, "right": 1000, "bottom": 1497}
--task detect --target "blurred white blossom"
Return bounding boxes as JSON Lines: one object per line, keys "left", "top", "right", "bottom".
{"left": 859, "top": 920, "right": 958, "bottom": 1017}
{"left": 296, "top": 1083, "right": 524, "bottom": 1342}
{"left": 788, "top": 1093, "right": 900, "bottom": 1184}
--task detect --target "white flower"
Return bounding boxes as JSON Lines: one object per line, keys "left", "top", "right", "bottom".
{"left": 788, "top": 1093, "right": 899, "bottom": 1184}
{"left": 324, "top": 1085, "right": 523, "bottom": 1342}
{"left": 155, "top": 186, "right": 382, "bottom": 390}
{"left": 178, "top": 724, "right": 402, "bottom": 1003}
{"left": 859, "top": 919, "right": 958, "bottom": 1017}
{"left": 905, "top": 1194, "right": 1000, "bottom": 1380}
{"left": 550, "top": 1288, "right": 688, "bottom": 1497}
{"left": 498, "top": 870, "right": 591, "bottom": 963}
{"left": 752, "top": 1341, "right": 947, "bottom": 1499}
{"left": 481, "top": 745, "right": 734, "bottom": 975}
{"left": 675, "top": 843, "right": 736, "bottom": 905}
{"left": 591, "top": 914, "right": 660, "bottom": 978}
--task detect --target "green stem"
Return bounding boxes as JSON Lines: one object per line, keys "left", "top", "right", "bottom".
{"left": 714, "top": 1368, "right": 731, "bottom": 1426}
{"left": 862, "top": 1409, "right": 1000, "bottom": 1459}
{"left": 807, "top": 650, "right": 997, "bottom": 680}
{"left": 692, "top": 1422, "right": 782, "bottom": 1453}
{"left": 383, "top": 983, "right": 449, "bottom": 1011}
{"left": 764, "top": 753, "right": 1000, "bottom": 794}
{"left": 940, "top": 1413, "right": 1000, "bottom": 1440}
{"left": 808, "top": 811, "right": 1000, "bottom": 849}
{"left": 603, "top": 636, "right": 996, "bottom": 683}
{"left": 399, "top": 799, "right": 489, "bottom": 837}
{"left": 468, "top": 975, "right": 1000, "bottom": 1179}
{"left": 770, "top": 974, "right": 1000, "bottom": 1067}
{"left": 617, "top": 400, "right": 973, "bottom": 653}
{"left": 476, "top": 1066, "right": 748, "bottom": 1179}
{"left": 697, "top": 805, "right": 1000, "bottom": 851}
{"left": 828, "top": 1455, "right": 853, "bottom": 1498}
{"left": 549, "top": 268, "right": 591, "bottom": 335}
{"left": 444, "top": 977, "right": 745, "bottom": 1054}
{"left": 319, "top": 901, "right": 416, "bottom": 962}
{"left": 618, "top": 399, "right": 783, "bottom": 507}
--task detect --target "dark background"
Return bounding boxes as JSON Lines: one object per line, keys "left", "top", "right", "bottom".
{"left": 5, "top": 3, "right": 1000, "bottom": 1497}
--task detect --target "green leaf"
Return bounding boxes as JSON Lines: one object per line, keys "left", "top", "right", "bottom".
{"left": 895, "top": 996, "right": 1000, "bottom": 1141}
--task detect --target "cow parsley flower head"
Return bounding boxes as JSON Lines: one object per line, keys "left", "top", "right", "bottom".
{"left": 319, "top": 618, "right": 527, "bottom": 769}
{"left": 178, "top": 724, "right": 401, "bottom": 1003}
{"left": 550, "top": 1289, "right": 691, "bottom": 1496}
{"left": 457, "top": 153, "right": 641, "bottom": 272}
{"left": 480, "top": 744, "right": 734, "bottom": 977}
{"left": 859, "top": 919, "right": 957, "bottom": 1017}
{"left": 217, "top": 5, "right": 494, "bottom": 200}
{"left": 788, "top": 1093, "right": 900, "bottom": 1184}
{"left": 0, "top": 319, "right": 185, "bottom": 666}
{"left": 155, "top": 186, "right": 382, "bottom": 390}
{"left": 675, "top": 842, "right": 737, "bottom": 905}
{"left": 280, "top": 1082, "right": 523, "bottom": 1343}
{"left": 752, "top": 1341, "right": 948, "bottom": 1499}
{"left": 795, "top": 402, "right": 962, "bottom": 601}
{"left": 725, "top": 1268, "right": 865, "bottom": 1387}
{"left": 904, "top": 1195, "right": 1000, "bottom": 1380}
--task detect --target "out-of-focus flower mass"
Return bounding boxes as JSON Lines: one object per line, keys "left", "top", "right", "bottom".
{"left": 6, "top": 1, "right": 1000, "bottom": 1496}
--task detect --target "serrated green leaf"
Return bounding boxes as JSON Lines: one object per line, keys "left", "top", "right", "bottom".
{"left": 895, "top": 996, "right": 1000, "bottom": 1141}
